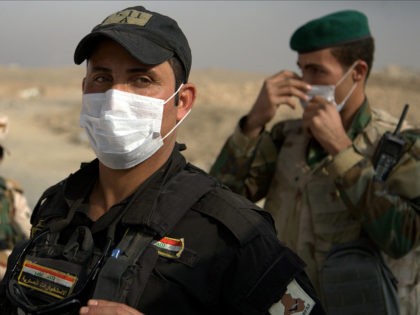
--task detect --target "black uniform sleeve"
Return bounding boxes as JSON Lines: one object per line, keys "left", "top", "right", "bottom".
{"left": 193, "top": 186, "right": 326, "bottom": 314}
{"left": 278, "top": 271, "right": 327, "bottom": 315}
{"left": 229, "top": 234, "right": 326, "bottom": 315}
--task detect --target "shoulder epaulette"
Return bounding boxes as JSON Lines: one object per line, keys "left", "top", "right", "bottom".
{"left": 192, "top": 187, "right": 276, "bottom": 246}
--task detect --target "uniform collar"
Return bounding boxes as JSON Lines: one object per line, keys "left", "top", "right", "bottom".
{"left": 61, "top": 143, "right": 188, "bottom": 238}
{"left": 346, "top": 98, "right": 372, "bottom": 140}
{"left": 120, "top": 144, "right": 187, "bottom": 236}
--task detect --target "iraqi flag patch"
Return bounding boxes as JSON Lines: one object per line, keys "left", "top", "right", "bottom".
{"left": 17, "top": 260, "right": 78, "bottom": 299}
{"left": 152, "top": 237, "right": 184, "bottom": 259}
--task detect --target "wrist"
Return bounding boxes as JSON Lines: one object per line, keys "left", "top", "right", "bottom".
{"left": 329, "top": 137, "right": 352, "bottom": 156}
{"left": 241, "top": 115, "right": 263, "bottom": 138}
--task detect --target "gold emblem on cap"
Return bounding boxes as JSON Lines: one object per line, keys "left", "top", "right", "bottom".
{"left": 101, "top": 9, "right": 152, "bottom": 27}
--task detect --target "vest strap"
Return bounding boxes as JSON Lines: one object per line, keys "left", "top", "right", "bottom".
{"left": 92, "top": 167, "right": 216, "bottom": 305}
{"left": 92, "top": 230, "right": 155, "bottom": 302}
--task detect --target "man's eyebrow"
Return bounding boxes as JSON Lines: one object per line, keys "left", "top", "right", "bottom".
{"left": 90, "top": 66, "right": 111, "bottom": 73}
{"left": 127, "top": 67, "right": 155, "bottom": 74}
{"left": 301, "top": 63, "right": 324, "bottom": 71}
{"left": 90, "top": 66, "right": 156, "bottom": 74}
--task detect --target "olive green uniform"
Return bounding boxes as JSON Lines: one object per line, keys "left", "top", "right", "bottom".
{"left": 210, "top": 100, "right": 420, "bottom": 314}
{"left": 0, "top": 177, "right": 31, "bottom": 280}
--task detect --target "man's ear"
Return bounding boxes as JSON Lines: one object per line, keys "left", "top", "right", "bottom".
{"left": 353, "top": 60, "right": 368, "bottom": 82}
{"left": 176, "top": 83, "right": 196, "bottom": 121}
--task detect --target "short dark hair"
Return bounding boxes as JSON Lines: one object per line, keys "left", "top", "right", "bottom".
{"left": 168, "top": 56, "right": 185, "bottom": 88}
{"left": 330, "top": 37, "right": 375, "bottom": 79}
{"left": 168, "top": 56, "right": 186, "bottom": 105}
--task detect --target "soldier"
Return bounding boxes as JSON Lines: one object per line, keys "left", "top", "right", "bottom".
{"left": 210, "top": 10, "right": 419, "bottom": 315}
{"left": 0, "top": 6, "right": 325, "bottom": 315}
{"left": 0, "top": 116, "right": 31, "bottom": 280}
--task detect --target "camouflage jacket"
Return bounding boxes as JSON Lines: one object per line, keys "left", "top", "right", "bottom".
{"left": 0, "top": 177, "right": 31, "bottom": 280}
{"left": 210, "top": 100, "right": 419, "bottom": 301}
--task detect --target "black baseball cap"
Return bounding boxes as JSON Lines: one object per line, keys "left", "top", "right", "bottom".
{"left": 74, "top": 6, "right": 192, "bottom": 79}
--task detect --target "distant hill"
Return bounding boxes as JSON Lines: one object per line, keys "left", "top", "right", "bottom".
{"left": 0, "top": 65, "right": 418, "bottom": 207}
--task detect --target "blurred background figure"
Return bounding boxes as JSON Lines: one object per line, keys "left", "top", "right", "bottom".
{"left": 210, "top": 10, "right": 419, "bottom": 315}
{"left": 0, "top": 115, "right": 31, "bottom": 280}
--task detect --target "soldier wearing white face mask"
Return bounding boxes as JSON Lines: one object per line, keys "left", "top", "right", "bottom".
{"left": 0, "top": 5, "right": 325, "bottom": 315}
{"left": 211, "top": 10, "right": 420, "bottom": 315}
{"left": 299, "top": 61, "right": 357, "bottom": 112}
{"left": 80, "top": 84, "right": 187, "bottom": 169}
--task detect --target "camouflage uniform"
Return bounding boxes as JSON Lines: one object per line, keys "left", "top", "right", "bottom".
{"left": 0, "top": 177, "right": 31, "bottom": 280}
{"left": 210, "top": 100, "right": 420, "bottom": 314}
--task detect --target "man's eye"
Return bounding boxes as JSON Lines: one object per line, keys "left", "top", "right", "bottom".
{"left": 309, "top": 68, "right": 321, "bottom": 75}
{"left": 135, "top": 76, "right": 152, "bottom": 84}
{"left": 304, "top": 66, "right": 325, "bottom": 76}
{"left": 94, "top": 76, "right": 111, "bottom": 83}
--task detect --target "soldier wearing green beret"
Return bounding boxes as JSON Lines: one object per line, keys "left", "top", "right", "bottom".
{"left": 210, "top": 10, "right": 419, "bottom": 315}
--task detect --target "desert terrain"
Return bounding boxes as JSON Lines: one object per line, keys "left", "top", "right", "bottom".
{"left": 0, "top": 65, "right": 419, "bottom": 208}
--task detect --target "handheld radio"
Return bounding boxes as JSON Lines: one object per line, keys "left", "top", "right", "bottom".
{"left": 372, "top": 104, "right": 409, "bottom": 181}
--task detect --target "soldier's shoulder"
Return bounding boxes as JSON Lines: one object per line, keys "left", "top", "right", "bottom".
{"left": 4, "top": 178, "right": 24, "bottom": 194}
{"left": 401, "top": 128, "right": 420, "bottom": 156}
{"left": 370, "top": 107, "right": 400, "bottom": 128}
{"left": 370, "top": 107, "right": 414, "bottom": 130}
{"left": 193, "top": 186, "right": 277, "bottom": 245}
{"left": 401, "top": 127, "right": 420, "bottom": 138}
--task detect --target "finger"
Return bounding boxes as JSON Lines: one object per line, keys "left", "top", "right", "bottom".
{"left": 271, "top": 83, "right": 310, "bottom": 108}
{"left": 269, "top": 71, "right": 309, "bottom": 95}
{"left": 82, "top": 300, "right": 144, "bottom": 315}
{"left": 269, "top": 70, "right": 300, "bottom": 82}
{"left": 276, "top": 75, "right": 310, "bottom": 92}
{"left": 80, "top": 306, "right": 142, "bottom": 315}
{"left": 88, "top": 299, "right": 116, "bottom": 306}
{"left": 276, "top": 80, "right": 311, "bottom": 103}
{"left": 275, "top": 96, "right": 299, "bottom": 110}
{"left": 310, "top": 95, "right": 335, "bottom": 109}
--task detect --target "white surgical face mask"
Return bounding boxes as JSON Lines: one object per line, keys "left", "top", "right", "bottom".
{"left": 300, "top": 63, "right": 357, "bottom": 112}
{"left": 80, "top": 84, "right": 187, "bottom": 169}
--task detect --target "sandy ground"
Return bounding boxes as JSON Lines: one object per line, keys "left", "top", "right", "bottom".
{"left": 0, "top": 65, "right": 419, "bottom": 209}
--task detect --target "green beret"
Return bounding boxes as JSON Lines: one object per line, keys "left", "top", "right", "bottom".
{"left": 290, "top": 10, "right": 372, "bottom": 53}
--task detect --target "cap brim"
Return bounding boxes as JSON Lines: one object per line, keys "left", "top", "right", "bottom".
{"left": 74, "top": 28, "right": 174, "bottom": 65}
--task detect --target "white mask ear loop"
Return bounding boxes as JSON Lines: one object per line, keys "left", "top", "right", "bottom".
{"left": 335, "top": 62, "right": 357, "bottom": 87}
{"left": 336, "top": 83, "right": 357, "bottom": 112}
{"left": 162, "top": 109, "right": 191, "bottom": 141}
{"left": 163, "top": 83, "right": 184, "bottom": 105}
{"left": 334, "top": 62, "right": 358, "bottom": 112}
{"left": 161, "top": 83, "right": 191, "bottom": 141}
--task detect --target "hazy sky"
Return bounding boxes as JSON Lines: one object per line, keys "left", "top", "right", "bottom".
{"left": 1, "top": 1, "right": 419, "bottom": 74}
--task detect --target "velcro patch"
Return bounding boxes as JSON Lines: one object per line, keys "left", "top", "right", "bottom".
{"left": 18, "top": 260, "right": 78, "bottom": 299}
{"left": 269, "top": 279, "right": 315, "bottom": 315}
{"left": 152, "top": 237, "right": 184, "bottom": 259}
{"left": 101, "top": 9, "right": 152, "bottom": 27}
